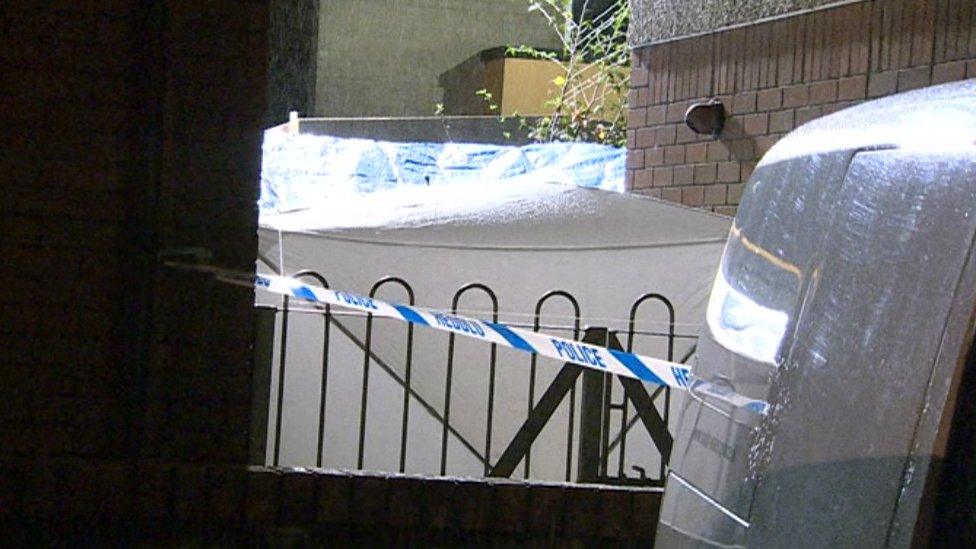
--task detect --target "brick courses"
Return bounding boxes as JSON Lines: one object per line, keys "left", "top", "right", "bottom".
{"left": 626, "top": 0, "right": 976, "bottom": 214}
{"left": 2, "top": 3, "right": 668, "bottom": 544}
{"left": 0, "top": 458, "right": 663, "bottom": 544}
{"left": 1, "top": 0, "right": 264, "bottom": 540}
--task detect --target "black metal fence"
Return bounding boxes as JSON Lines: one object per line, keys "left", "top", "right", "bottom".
{"left": 251, "top": 271, "right": 697, "bottom": 487}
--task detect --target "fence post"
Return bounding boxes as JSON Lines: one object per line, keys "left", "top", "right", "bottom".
{"left": 250, "top": 305, "right": 277, "bottom": 465}
{"left": 577, "top": 327, "right": 610, "bottom": 483}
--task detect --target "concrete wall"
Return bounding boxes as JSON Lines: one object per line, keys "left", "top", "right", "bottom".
{"left": 267, "top": 0, "right": 319, "bottom": 124}
{"left": 292, "top": 115, "right": 538, "bottom": 143}
{"left": 315, "top": 0, "right": 562, "bottom": 116}
{"left": 630, "top": 0, "right": 850, "bottom": 45}
{"left": 626, "top": 0, "right": 976, "bottom": 215}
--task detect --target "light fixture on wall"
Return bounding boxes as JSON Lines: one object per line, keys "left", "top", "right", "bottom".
{"left": 685, "top": 99, "right": 725, "bottom": 137}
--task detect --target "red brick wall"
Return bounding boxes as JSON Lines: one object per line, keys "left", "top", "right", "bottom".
{"left": 626, "top": 0, "right": 976, "bottom": 215}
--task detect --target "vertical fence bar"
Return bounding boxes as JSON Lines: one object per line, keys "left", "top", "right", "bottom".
{"left": 272, "top": 293, "right": 290, "bottom": 466}
{"left": 617, "top": 376, "right": 629, "bottom": 478}
{"left": 399, "top": 299, "right": 416, "bottom": 474}
{"left": 271, "top": 270, "right": 329, "bottom": 467}
{"left": 524, "top": 291, "right": 580, "bottom": 480}
{"left": 566, "top": 371, "right": 577, "bottom": 482}
{"left": 373, "top": 278, "right": 417, "bottom": 473}
{"left": 357, "top": 309, "right": 372, "bottom": 469}
{"left": 282, "top": 272, "right": 332, "bottom": 469}
{"left": 526, "top": 357, "right": 536, "bottom": 478}
{"left": 625, "top": 293, "right": 676, "bottom": 481}
{"left": 439, "top": 283, "right": 498, "bottom": 476}
{"left": 621, "top": 313, "right": 634, "bottom": 477}
{"left": 356, "top": 287, "right": 375, "bottom": 469}
{"left": 250, "top": 305, "right": 277, "bottom": 465}
{"left": 317, "top": 303, "right": 331, "bottom": 467}
{"left": 600, "top": 333, "right": 615, "bottom": 478}
{"left": 577, "top": 327, "right": 611, "bottom": 483}
{"left": 357, "top": 277, "right": 415, "bottom": 471}
{"left": 663, "top": 320, "right": 674, "bottom": 481}
{"left": 578, "top": 359, "right": 607, "bottom": 483}
{"left": 440, "top": 326, "right": 455, "bottom": 475}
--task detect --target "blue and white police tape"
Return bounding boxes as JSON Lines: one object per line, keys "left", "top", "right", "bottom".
{"left": 253, "top": 273, "right": 769, "bottom": 415}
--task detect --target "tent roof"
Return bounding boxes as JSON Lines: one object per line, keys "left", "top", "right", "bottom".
{"left": 259, "top": 182, "right": 731, "bottom": 250}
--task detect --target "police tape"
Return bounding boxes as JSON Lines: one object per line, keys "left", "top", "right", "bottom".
{"left": 250, "top": 272, "right": 769, "bottom": 415}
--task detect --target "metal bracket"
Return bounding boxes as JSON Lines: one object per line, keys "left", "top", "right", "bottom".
{"left": 488, "top": 327, "right": 607, "bottom": 478}
{"left": 488, "top": 327, "right": 673, "bottom": 483}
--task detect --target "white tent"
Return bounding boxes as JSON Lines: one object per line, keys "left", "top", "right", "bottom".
{"left": 255, "top": 181, "right": 730, "bottom": 482}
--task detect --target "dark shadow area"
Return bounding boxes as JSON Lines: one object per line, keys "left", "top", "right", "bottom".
{"left": 717, "top": 118, "right": 759, "bottom": 162}
{"left": 267, "top": 0, "right": 319, "bottom": 125}
{"left": 930, "top": 332, "right": 976, "bottom": 546}
{"left": 438, "top": 50, "right": 492, "bottom": 116}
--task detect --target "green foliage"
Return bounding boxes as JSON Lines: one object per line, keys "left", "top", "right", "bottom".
{"left": 515, "top": 0, "right": 630, "bottom": 147}
{"left": 475, "top": 89, "right": 499, "bottom": 112}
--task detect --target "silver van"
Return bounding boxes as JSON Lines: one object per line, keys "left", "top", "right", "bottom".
{"left": 657, "top": 80, "right": 976, "bottom": 547}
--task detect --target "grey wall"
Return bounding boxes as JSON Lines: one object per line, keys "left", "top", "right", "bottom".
{"left": 295, "top": 115, "right": 539, "bottom": 144}
{"left": 315, "top": 0, "right": 562, "bottom": 116}
{"left": 267, "top": 0, "right": 320, "bottom": 125}
{"left": 574, "top": 0, "right": 619, "bottom": 21}
{"left": 629, "top": 0, "right": 859, "bottom": 45}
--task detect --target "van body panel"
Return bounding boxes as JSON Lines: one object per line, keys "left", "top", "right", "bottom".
{"left": 747, "top": 150, "right": 976, "bottom": 547}
{"left": 657, "top": 81, "right": 976, "bottom": 546}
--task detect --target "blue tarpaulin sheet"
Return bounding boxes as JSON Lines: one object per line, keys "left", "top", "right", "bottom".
{"left": 259, "top": 132, "right": 626, "bottom": 213}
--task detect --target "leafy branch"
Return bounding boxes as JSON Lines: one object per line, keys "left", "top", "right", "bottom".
{"left": 513, "top": 0, "right": 630, "bottom": 146}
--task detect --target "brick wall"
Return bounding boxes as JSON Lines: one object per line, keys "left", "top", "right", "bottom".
{"left": 2, "top": 463, "right": 661, "bottom": 544}
{"left": 1, "top": 2, "right": 665, "bottom": 543}
{"left": 1, "top": 0, "right": 267, "bottom": 538}
{"left": 626, "top": 0, "right": 976, "bottom": 215}
{"left": 2, "top": 1, "right": 140, "bottom": 465}
{"left": 141, "top": 1, "right": 267, "bottom": 465}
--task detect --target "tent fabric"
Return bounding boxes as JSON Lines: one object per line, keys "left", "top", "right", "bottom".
{"left": 254, "top": 132, "right": 731, "bottom": 478}
{"left": 259, "top": 179, "right": 729, "bottom": 248}
{"left": 259, "top": 132, "right": 626, "bottom": 213}
{"left": 255, "top": 166, "right": 731, "bottom": 479}
{"left": 258, "top": 182, "right": 730, "bottom": 325}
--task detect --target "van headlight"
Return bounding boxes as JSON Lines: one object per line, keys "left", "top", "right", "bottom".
{"left": 705, "top": 269, "right": 789, "bottom": 366}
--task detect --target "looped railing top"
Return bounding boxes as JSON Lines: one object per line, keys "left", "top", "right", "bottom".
{"left": 627, "top": 293, "right": 675, "bottom": 359}
{"left": 370, "top": 276, "right": 416, "bottom": 304}
{"left": 441, "top": 283, "right": 500, "bottom": 475}
{"left": 526, "top": 290, "right": 582, "bottom": 480}
{"left": 452, "top": 283, "right": 499, "bottom": 320}
{"left": 357, "top": 277, "right": 417, "bottom": 471}
{"left": 623, "top": 292, "right": 676, "bottom": 481}
{"left": 273, "top": 270, "right": 330, "bottom": 467}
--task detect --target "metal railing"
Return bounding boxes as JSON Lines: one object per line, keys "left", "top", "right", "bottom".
{"left": 253, "top": 271, "right": 697, "bottom": 486}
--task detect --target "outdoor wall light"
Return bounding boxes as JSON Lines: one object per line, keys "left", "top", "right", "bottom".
{"left": 685, "top": 99, "right": 725, "bottom": 137}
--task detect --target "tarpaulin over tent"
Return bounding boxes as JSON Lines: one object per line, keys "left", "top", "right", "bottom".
{"left": 254, "top": 133, "right": 730, "bottom": 481}
{"left": 259, "top": 132, "right": 626, "bottom": 212}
